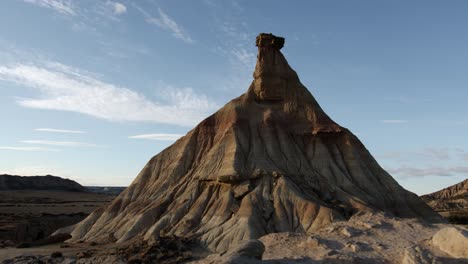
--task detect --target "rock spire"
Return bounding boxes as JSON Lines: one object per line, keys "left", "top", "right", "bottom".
{"left": 63, "top": 33, "right": 442, "bottom": 252}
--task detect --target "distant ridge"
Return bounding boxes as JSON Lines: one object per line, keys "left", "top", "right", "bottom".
{"left": 421, "top": 179, "right": 468, "bottom": 211}
{"left": 0, "top": 174, "right": 86, "bottom": 192}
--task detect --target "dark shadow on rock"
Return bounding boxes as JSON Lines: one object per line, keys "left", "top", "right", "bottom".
{"left": 116, "top": 236, "right": 204, "bottom": 264}
{"left": 317, "top": 238, "right": 345, "bottom": 250}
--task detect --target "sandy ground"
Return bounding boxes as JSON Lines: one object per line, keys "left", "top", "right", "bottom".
{"left": 0, "top": 190, "right": 115, "bottom": 215}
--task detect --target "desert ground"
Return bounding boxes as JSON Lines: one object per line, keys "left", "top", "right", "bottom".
{"left": 0, "top": 190, "right": 117, "bottom": 248}
{"left": 0, "top": 211, "right": 467, "bottom": 263}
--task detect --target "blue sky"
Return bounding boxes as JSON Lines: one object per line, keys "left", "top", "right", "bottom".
{"left": 0, "top": 0, "right": 467, "bottom": 194}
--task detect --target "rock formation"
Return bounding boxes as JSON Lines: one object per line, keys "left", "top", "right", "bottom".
{"left": 66, "top": 33, "right": 442, "bottom": 252}
{"left": 0, "top": 174, "right": 86, "bottom": 192}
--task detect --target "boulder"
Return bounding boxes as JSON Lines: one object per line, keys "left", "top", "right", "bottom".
{"left": 224, "top": 239, "right": 265, "bottom": 260}
{"left": 432, "top": 227, "right": 468, "bottom": 258}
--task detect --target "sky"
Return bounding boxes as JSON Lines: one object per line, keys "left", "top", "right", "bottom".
{"left": 0, "top": 0, "right": 467, "bottom": 195}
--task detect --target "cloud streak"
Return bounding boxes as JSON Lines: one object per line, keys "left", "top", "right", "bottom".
{"left": 129, "top": 133, "right": 183, "bottom": 141}
{"left": 0, "top": 146, "right": 60, "bottom": 151}
{"left": 35, "top": 128, "right": 85, "bottom": 134}
{"left": 135, "top": 5, "right": 193, "bottom": 43}
{"left": 380, "top": 120, "right": 409, "bottom": 124}
{"left": 109, "top": 1, "right": 126, "bottom": 15}
{"left": 22, "top": 0, "right": 76, "bottom": 16}
{"left": 0, "top": 62, "right": 217, "bottom": 126}
{"left": 21, "top": 140, "right": 97, "bottom": 147}
{"left": 378, "top": 147, "right": 453, "bottom": 161}
{"left": 387, "top": 165, "right": 468, "bottom": 178}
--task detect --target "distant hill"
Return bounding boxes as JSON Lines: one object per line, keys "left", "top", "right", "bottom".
{"left": 421, "top": 179, "right": 468, "bottom": 224}
{"left": 0, "top": 174, "right": 86, "bottom": 192}
{"left": 421, "top": 179, "right": 468, "bottom": 211}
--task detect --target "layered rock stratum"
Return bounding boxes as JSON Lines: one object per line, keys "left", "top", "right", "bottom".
{"left": 66, "top": 33, "right": 442, "bottom": 252}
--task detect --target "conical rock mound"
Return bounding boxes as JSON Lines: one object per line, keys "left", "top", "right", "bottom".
{"left": 67, "top": 33, "right": 442, "bottom": 252}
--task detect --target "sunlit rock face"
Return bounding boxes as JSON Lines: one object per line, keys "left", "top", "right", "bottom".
{"left": 65, "top": 33, "right": 443, "bottom": 253}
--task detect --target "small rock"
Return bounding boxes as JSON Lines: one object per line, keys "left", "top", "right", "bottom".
{"left": 77, "top": 250, "right": 93, "bottom": 259}
{"left": 346, "top": 242, "right": 361, "bottom": 252}
{"left": 340, "top": 227, "right": 360, "bottom": 238}
{"left": 356, "top": 221, "right": 375, "bottom": 229}
{"left": 345, "top": 241, "right": 371, "bottom": 252}
{"left": 301, "top": 236, "right": 320, "bottom": 248}
{"left": 375, "top": 243, "right": 386, "bottom": 251}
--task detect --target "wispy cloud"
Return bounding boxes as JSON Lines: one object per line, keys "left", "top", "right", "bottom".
{"left": 35, "top": 128, "right": 85, "bottom": 134}
{"left": 21, "top": 140, "right": 98, "bottom": 147}
{"left": 0, "top": 61, "right": 217, "bottom": 126}
{"left": 379, "top": 147, "right": 468, "bottom": 179}
{"left": 0, "top": 146, "right": 60, "bottom": 151}
{"left": 387, "top": 165, "right": 468, "bottom": 178}
{"left": 135, "top": 5, "right": 193, "bottom": 43}
{"left": 385, "top": 96, "right": 432, "bottom": 104}
{"left": 218, "top": 21, "right": 255, "bottom": 69}
{"left": 230, "top": 48, "right": 256, "bottom": 68}
{"left": 378, "top": 147, "right": 452, "bottom": 161}
{"left": 380, "top": 120, "right": 409, "bottom": 124}
{"left": 210, "top": 20, "right": 255, "bottom": 93}
{"left": 21, "top": 0, "right": 76, "bottom": 16}
{"left": 109, "top": 1, "right": 126, "bottom": 15}
{"left": 129, "top": 133, "right": 183, "bottom": 141}
{"left": 204, "top": 0, "right": 256, "bottom": 92}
